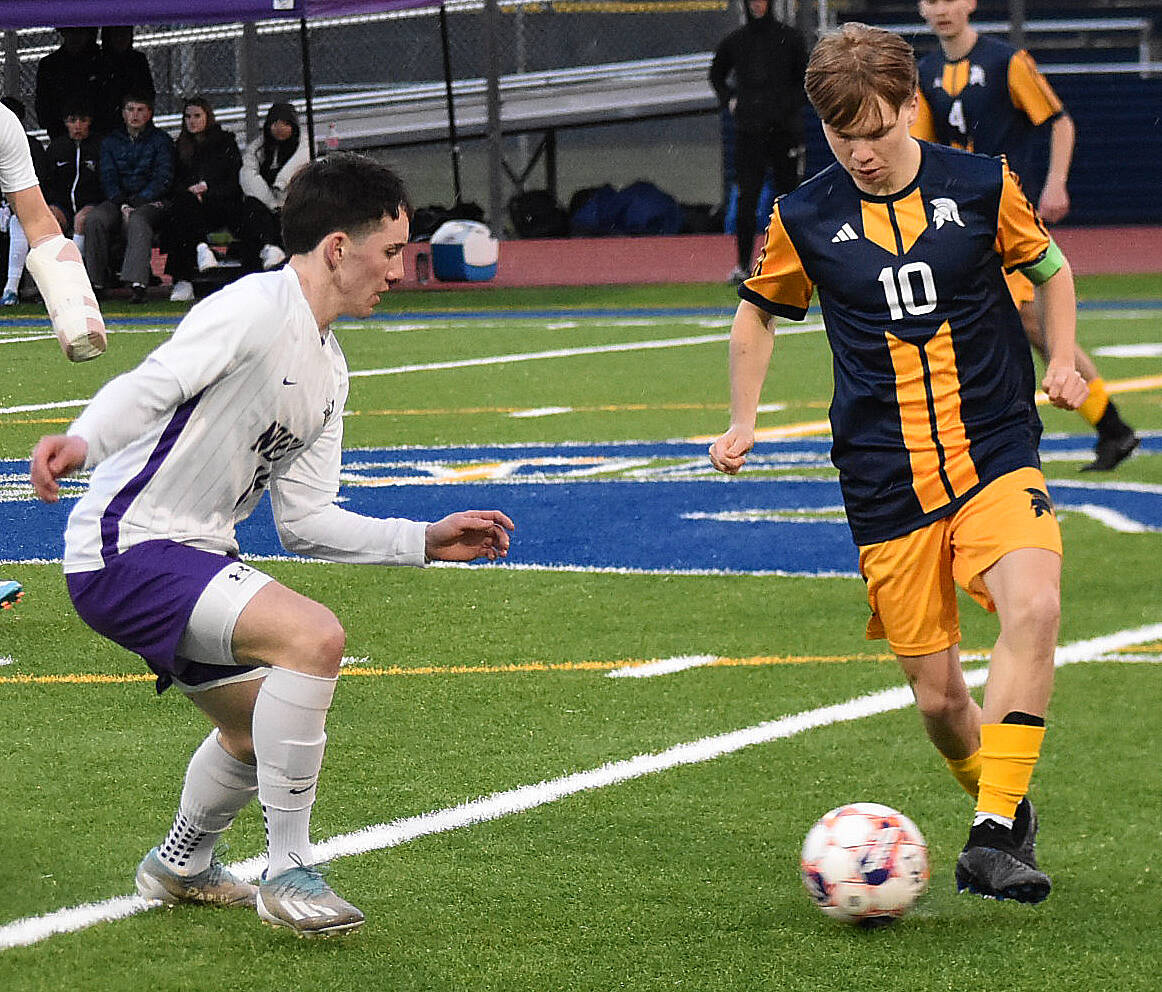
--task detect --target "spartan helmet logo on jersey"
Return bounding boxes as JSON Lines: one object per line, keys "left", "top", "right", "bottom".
{"left": 931, "top": 198, "right": 966, "bottom": 230}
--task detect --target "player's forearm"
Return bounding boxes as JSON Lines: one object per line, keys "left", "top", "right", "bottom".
{"left": 271, "top": 487, "right": 428, "bottom": 566}
{"left": 7, "top": 185, "right": 62, "bottom": 245}
{"left": 1037, "top": 257, "right": 1078, "bottom": 370}
{"left": 728, "top": 301, "right": 775, "bottom": 430}
{"left": 1046, "top": 114, "right": 1075, "bottom": 186}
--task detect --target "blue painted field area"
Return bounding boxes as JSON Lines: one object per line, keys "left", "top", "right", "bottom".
{"left": 4, "top": 437, "right": 1161, "bottom": 574}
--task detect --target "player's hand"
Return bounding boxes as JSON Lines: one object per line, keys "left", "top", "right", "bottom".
{"left": 1042, "top": 364, "right": 1089, "bottom": 411}
{"left": 1038, "top": 181, "right": 1070, "bottom": 225}
{"left": 708, "top": 425, "right": 755, "bottom": 475}
{"left": 425, "top": 510, "right": 515, "bottom": 562}
{"left": 30, "top": 434, "right": 88, "bottom": 503}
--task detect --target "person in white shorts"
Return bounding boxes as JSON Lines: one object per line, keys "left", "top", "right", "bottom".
{"left": 30, "top": 153, "right": 514, "bottom": 937}
{"left": 0, "top": 99, "right": 105, "bottom": 361}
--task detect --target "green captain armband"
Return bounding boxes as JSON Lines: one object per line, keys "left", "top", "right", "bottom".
{"left": 1018, "top": 238, "right": 1065, "bottom": 286}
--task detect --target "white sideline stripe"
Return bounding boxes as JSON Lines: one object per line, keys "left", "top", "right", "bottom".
{"left": 1, "top": 325, "right": 826, "bottom": 416}
{"left": 606, "top": 654, "right": 718, "bottom": 679}
{"left": 3, "top": 623, "right": 1160, "bottom": 951}
{"left": 348, "top": 333, "right": 731, "bottom": 377}
{"left": 0, "top": 398, "right": 89, "bottom": 415}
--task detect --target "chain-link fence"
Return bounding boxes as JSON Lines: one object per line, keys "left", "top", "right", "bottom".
{"left": 6, "top": 2, "right": 767, "bottom": 228}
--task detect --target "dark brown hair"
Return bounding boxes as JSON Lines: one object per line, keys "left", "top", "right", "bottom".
{"left": 805, "top": 22, "right": 919, "bottom": 131}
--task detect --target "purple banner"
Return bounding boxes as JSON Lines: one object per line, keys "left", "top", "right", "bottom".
{"left": 0, "top": 0, "right": 440, "bottom": 29}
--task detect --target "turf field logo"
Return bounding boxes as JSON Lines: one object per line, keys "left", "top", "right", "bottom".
{"left": 931, "top": 198, "right": 965, "bottom": 230}
{"left": 1026, "top": 487, "right": 1054, "bottom": 517}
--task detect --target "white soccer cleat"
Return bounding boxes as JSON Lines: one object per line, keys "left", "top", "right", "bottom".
{"left": 24, "top": 234, "right": 106, "bottom": 362}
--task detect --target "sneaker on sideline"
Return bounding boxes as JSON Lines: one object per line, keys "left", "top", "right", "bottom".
{"left": 169, "top": 280, "right": 195, "bottom": 302}
{"left": 135, "top": 847, "right": 257, "bottom": 908}
{"left": 0, "top": 290, "right": 17, "bottom": 306}
{"left": 257, "top": 861, "right": 365, "bottom": 936}
{"left": 0, "top": 579, "right": 23, "bottom": 609}
{"left": 196, "top": 242, "right": 219, "bottom": 272}
{"left": 259, "top": 244, "right": 287, "bottom": 271}
{"left": 955, "top": 798, "right": 1050, "bottom": 904}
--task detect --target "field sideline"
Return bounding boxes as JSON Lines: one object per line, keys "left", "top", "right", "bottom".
{"left": 1, "top": 278, "right": 1160, "bottom": 990}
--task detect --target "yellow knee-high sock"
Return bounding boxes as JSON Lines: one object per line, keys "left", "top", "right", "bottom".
{"left": 976, "top": 723, "right": 1045, "bottom": 820}
{"left": 1078, "top": 377, "right": 1110, "bottom": 428}
{"left": 945, "top": 750, "right": 982, "bottom": 799}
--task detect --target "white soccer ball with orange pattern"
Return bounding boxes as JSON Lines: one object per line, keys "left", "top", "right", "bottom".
{"left": 800, "top": 802, "right": 929, "bottom": 926}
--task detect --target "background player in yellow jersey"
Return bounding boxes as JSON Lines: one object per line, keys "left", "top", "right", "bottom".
{"left": 710, "top": 22, "right": 1088, "bottom": 904}
{"left": 913, "top": 0, "right": 1138, "bottom": 471}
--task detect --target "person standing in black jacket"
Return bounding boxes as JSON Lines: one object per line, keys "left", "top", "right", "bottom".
{"left": 162, "top": 97, "right": 243, "bottom": 301}
{"left": 710, "top": 0, "right": 808, "bottom": 283}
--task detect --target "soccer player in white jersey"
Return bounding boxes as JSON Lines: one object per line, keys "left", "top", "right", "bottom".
{"left": 0, "top": 99, "right": 107, "bottom": 621}
{"left": 0, "top": 100, "right": 105, "bottom": 361}
{"left": 30, "top": 153, "right": 515, "bottom": 937}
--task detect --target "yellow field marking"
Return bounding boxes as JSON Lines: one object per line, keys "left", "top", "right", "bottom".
{"left": 1, "top": 416, "right": 73, "bottom": 425}
{"left": 688, "top": 419, "right": 834, "bottom": 442}
{"left": 1035, "top": 373, "right": 1162, "bottom": 406}
{"left": 0, "top": 651, "right": 904, "bottom": 686}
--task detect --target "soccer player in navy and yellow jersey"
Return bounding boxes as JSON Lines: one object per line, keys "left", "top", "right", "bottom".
{"left": 912, "top": 0, "right": 1139, "bottom": 471}
{"left": 710, "top": 22, "right": 1089, "bottom": 904}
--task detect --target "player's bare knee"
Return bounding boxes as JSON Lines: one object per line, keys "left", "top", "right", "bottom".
{"left": 913, "top": 678, "right": 971, "bottom": 724}
{"left": 217, "top": 727, "right": 255, "bottom": 764}
{"left": 287, "top": 609, "right": 345, "bottom": 677}
{"left": 1002, "top": 585, "right": 1060, "bottom": 641}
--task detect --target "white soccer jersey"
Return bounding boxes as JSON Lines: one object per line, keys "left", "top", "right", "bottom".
{"left": 63, "top": 267, "right": 427, "bottom": 572}
{"left": 0, "top": 102, "right": 40, "bottom": 193}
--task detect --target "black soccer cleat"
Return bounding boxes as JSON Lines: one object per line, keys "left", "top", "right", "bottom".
{"left": 955, "top": 798, "right": 1051, "bottom": 904}
{"left": 1081, "top": 427, "right": 1139, "bottom": 472}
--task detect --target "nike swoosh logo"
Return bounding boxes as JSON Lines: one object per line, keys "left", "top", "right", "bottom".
{"left": 282, "top": 377, "right": 297, "bottom": 386}
{"left": 288, "top": 785, "right": 312, "bottom": 794}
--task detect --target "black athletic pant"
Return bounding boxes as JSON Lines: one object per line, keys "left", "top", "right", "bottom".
{"left": 734, "top": 124, "right": 803, "bottom": 272}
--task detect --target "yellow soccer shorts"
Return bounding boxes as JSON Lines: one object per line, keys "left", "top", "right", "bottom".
{"left": 859, "top": 467, "right": 1062, "bottom": 657}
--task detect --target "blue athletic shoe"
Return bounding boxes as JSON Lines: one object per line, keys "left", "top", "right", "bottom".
{"left": 0, "top": 580, "right": 23, "bottom": 609}
{"left": 0, "top": 291, "right": 18, "bottom": 306}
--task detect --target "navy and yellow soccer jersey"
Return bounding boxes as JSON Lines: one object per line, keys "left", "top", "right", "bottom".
{"left": 913, "top": 34, "right": 1063, "bottom": 180}
{"left": 739, "top": 142, "right": 1060, "bottom": 546}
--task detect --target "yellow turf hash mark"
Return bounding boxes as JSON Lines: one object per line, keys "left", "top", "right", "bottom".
{"left": 0, "top": 652, "right": 903, "bottom": 686}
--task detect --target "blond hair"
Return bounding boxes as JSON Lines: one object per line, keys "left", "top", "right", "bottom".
{"left": 805, "top": 23, "right": 919, "bottom": 130}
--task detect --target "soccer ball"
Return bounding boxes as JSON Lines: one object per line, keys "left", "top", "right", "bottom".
{"left": 800, "top": 802, "right": 929, "bottom": 927}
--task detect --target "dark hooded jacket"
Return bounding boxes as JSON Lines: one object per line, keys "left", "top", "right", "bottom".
{"left": 709, "top": 4, "right": 808, "bottom": 134}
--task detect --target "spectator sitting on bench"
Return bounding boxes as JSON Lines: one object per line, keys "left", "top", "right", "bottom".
{"left": 238, "top": 102, "right": 307, "bottom": 272}
{"left": 84, "top": 91, "right": 172, "bottom": 303}
{"left": 163, "top": 96, "right": 242, "bottom": 302}
{"left": 43, "top": 100, "right": 103, "bottom": 273}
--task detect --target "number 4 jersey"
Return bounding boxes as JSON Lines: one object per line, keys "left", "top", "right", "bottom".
{"left": 739, "top": 141, "right": 1063, "bottom": 545}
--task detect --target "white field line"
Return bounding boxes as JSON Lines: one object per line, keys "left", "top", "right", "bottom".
{"left": 0, "top": 325, "right": 825, "bottom": 415}
{"left": 3, "top": 622, "right": 1160, "bottom": 951}
{"left": 606, "top": 654, "right": 719, "bottom": 679}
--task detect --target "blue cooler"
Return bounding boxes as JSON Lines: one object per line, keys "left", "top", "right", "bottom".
{"left": 431, "top": 220, "right": 499, "bottom": 282}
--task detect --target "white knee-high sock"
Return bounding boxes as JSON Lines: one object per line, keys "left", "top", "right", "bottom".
{"left": 158, "top": 730, "right": 258, "bottom": 876}
{"left": 5, "top": 216, "right": 28, "bottom": 294}
{"left": 251, "top": 667, "right": 337, "bottom": 877}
